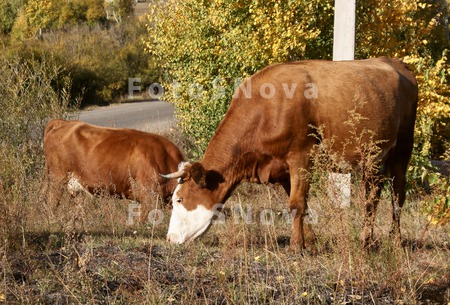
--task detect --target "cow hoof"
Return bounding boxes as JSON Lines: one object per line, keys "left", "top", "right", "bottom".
{"left": 288, "top": 244, "right": 304, "bottom": 254}
{"left": 288, "top": 240, "right": 316, "bottom": 255}
{"left": 288, "top": 244, "right": 317, "bottom": 256}
{"left": 389, "top": 227, "right": 402, "bottom": 242}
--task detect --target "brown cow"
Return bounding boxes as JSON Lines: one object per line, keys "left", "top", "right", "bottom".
{"left": 162, "top": 58, "right": 418, "bottom": 250}
{"left": 42, "top": 119, "right": 184, "bottom": 222}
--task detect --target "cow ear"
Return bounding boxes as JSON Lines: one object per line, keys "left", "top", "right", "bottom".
{"left": 189, "top": 162, "right": 207, "bottom": 188}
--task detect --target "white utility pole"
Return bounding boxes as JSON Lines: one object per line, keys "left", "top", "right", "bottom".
{"left": 333, "top": 0, "right": 356, "bottom": 61}
{"left": 329, "top": 0, "right": 356, "bottom": 207}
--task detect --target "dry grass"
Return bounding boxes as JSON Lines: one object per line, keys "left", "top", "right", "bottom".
{"left": 1, "top": 171, "right": 449, "bottom": 304}
{"left": 1, "top": 125, "right": 449, "bottom": 304}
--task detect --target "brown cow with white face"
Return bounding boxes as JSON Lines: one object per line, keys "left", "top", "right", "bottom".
{"left": 42, "top": 119, "right": 184, "bottom": 222}
{"left": 162, "top": 58, "right": 418, "bottom": 250}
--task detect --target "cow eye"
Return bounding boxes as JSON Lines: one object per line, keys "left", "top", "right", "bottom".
{"left": 176, "top": 198, "right": 182, "bottom": 203}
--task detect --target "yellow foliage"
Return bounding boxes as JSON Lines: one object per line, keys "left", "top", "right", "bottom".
{"left": 146, "top": 0, "right": 321, "bottom": 154}
{"left": 24, "top": 0, "right": 54, "bottom": 34}
{"left": 357, "top": 0, "right": 447, "bottom": 59}
{"left": 404, "top": 52, "right": 450, "bottom": 157}
{"left": 404, "top": 51, "right": 450, "bottom": 226}
{"left": 404, "top": 53, "right": 450, "bottom": 118}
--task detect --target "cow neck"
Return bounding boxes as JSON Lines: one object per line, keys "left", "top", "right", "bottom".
{"left": 200, "top": 138, "right": 245, "bottom": 205}
{"left": 164, "top": 178, "right": 180, "bottom": 200}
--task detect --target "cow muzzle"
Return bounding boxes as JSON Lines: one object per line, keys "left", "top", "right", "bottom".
{"left": 166, "top": 232, "right": 184, "bottom": 244}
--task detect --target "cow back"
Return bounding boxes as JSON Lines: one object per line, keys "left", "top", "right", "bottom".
{"left": 44, "top": 119, "right": 183, "bottom": 200}
{"left": 205, "top": 58, "right": 418, "bottom": 169}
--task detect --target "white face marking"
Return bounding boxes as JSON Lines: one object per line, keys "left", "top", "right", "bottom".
{"left": 166, "top": 185, "right": 214, "bottom": 244}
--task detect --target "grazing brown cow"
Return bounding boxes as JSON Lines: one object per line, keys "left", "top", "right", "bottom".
{"left": 42, "top": 119, "right": 184, "bottom": 222}
{"left": 162, "top": 58, "right": 418, "bottom": 250}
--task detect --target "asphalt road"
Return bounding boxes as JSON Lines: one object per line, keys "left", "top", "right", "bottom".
{"left": 78, "top": 100, "right": 175, "bottom": 132}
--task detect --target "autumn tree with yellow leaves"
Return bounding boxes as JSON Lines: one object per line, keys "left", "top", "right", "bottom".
{"left": 146, "top": 0, "right": 331, "bottom": 153}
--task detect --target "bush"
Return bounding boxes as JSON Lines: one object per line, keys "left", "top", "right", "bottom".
{"left": 0, "top": 0, "right": 20, "bottom": 34}
{"left": 4, "top": 18, "right": 156, "bottom": 107}
{"left": 0, "top": 55, "right": 71, "bottom": 148}
{"left": 0, "top": 54, "right": 72, "bottom": 249}
{"left": 62, "top": 21, "right": 156, "bottom": 106}
{"left": 356, "top": 0, "right": 449, "bottom": 59}
{"left": 404, "top": 51, "right": 450, "bottom": 225}
{"left": 2, "top": 0, "right": 153, "bottom": 106}
{"left": 405, "top": 52, "right": 450, "bottom": 158}
{"left": 146, "top": 0, "right": 449, "bottom": 156}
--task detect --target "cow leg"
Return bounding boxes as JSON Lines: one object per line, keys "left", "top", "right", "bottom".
{"left": 389, "top": 158, "right": 408, "bottom": 241}
{"left": 44, "top": 175, "right": 66, "bottom": 220}
{"left": 132, "top": 187, "right": 156, "bottom": 224}
{"left": 288, "top": 158, "right": 315, "bottom": 251}
{"left": 359, "top": 155, "right": 389, "bottom": 247}
{"left": 388, "top": 131, "right": 413, "bottom": 242}
{"left": 360, "top": 178, "right": 383, "bottom": 247}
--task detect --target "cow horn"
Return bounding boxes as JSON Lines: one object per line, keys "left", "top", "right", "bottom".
{"left": 160, "top": 162, "right": 190, "bottom": 180}
{"left": 160, "top": 170, "right": 187, "bottom": 180}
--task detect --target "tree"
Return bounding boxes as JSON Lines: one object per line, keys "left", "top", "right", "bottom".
{"left": 146, "top": 0, "right": 322, "bottom": 154}
{"left": 85, "top": 0, "right": 106, "bottom": 24}
{"left": 106, "top": 0, "right": 134, "bottom": 23}
{"left": 24, "top": 0, "right": 55, "bottom": 36}
{"left": 0, "top": 0, "right": 21, "bottom": 35}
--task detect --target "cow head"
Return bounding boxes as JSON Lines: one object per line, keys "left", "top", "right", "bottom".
{"left": 161, "top": 162, "right": 221, "bottom": 244}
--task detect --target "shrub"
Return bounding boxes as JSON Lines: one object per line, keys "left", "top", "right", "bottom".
{"left": 0, "top": 0, "right": 20, "bottom": 34}
{"left": 0, "top": 55, "right": 71, "bottom": 149}
{"left": 146, "top": 0, "right": 449, "bottom": 157}
{"left": 0, "top": 54, "right": 72, "bottom": 249}
{"left": 60, "top": 21, "right": 156, "bottom": 106}
{"left": 405, "top": 52, "right": 450, "bottom": 159}
{"left": 404, "top": 51, "right": 450, "bottom": 225}
{"left": 356, "top": 0, "right": 449, "bottom": 59}
{"left": 5, "top": 17, "right": 156, "bottom": 107}
{"left": 4, "top": 0, "right": 150, "bottom": 107}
